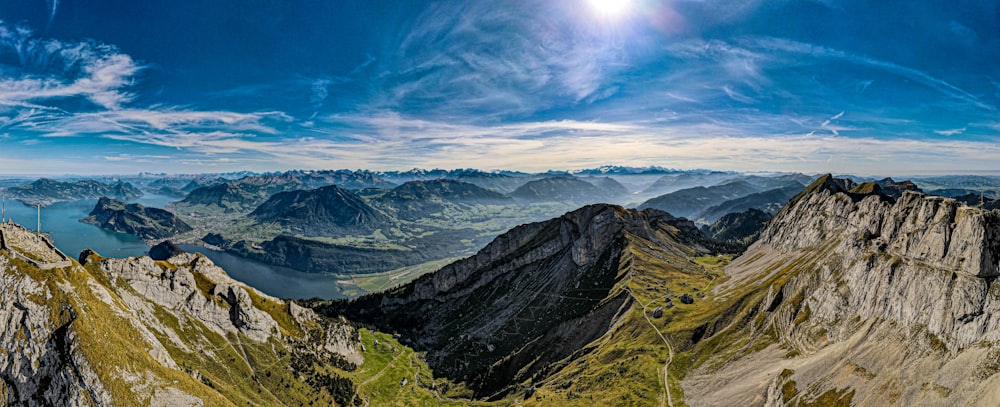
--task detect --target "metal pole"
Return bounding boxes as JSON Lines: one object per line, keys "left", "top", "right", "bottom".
{"left": 37, "top": 204, "right": 41, "bottom": 236}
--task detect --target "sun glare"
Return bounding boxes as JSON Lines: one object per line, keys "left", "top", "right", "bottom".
{"left": 587, "top": 0, "right": 632, "bottom": 17}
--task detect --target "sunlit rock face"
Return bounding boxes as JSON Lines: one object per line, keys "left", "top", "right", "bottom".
{"left": 684, "top": 175, "right": 1000, "bottom": 406}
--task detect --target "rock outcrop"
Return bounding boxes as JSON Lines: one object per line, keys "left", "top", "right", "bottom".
{"left": 148, "top": 240, "right": 184, "bottom": 261}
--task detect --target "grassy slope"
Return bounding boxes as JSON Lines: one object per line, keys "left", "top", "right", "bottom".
{"left": 510, "top": 226, "right": 730, "bottom": 406}
{"left": 499, "top": 233, "right": 832, "bottom": 406}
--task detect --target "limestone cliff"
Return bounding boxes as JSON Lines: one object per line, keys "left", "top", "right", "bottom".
{"left": 682, "top": 175, "right": 1000, "bottom": 406}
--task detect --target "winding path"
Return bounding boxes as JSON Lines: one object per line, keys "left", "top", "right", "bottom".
{"left": 352, "top": 345, "right": 404, "bottom": 407}
{"left": 627, "top": 288, "right": 675, "bottom": 407}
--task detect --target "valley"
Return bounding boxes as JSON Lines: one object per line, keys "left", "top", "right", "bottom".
{"left": 2, "top": 168, "right": 827, "bottom": 297}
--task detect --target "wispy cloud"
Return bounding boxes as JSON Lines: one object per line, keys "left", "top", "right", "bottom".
{"left": 102, "top": 153, "right": 171, "bottom": 163}
{"left": 820, "top": 111, "right": 852, "bottom": 135}
{"left": 371, "top": 0, "right": 630, "bottom": 120}
{"left": 722, "top": 85, "right": 757, "bottom": 104}
{"left": 934, "top": 127, "right": 966, "bottom": 136}
{"left": 750, "top": 37, "right": 995, "bottom": 112}
{"left": 0, "top": 22, "right": 141, "bottom": 110}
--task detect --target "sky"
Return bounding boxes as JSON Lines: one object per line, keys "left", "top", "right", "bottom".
{"left": 0, "top": 0, "right": 998, "bottom": 175}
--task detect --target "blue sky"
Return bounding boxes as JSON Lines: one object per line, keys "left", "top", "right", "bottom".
{"left": 0, "top": 0, "right": 997, "bottom": 175}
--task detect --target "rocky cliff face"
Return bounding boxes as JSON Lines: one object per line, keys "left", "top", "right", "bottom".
{"left": 82, "top": 197, "right": 192, "bottom": 240}
{"left": 760, "top": 174, "right": 1000, "bottom": 279}
{"left": 0, "top": 223, "right": 361, "bottom": 406}
{"left": 335, "top": 204, "right": 729, "bottom": 398}
{"left": 682, "top": 174, "right": 1000, "bottom": 406}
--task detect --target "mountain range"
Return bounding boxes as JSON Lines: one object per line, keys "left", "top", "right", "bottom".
{"left": 372, "top": 179, "right": 513, "bottom": 221}
{"left": 4, "top": 179, "right": 142, "bottom": 207}
{"left": 250, "top": 185, "right": 390, "bottom": 236}
{"left": 3, "top": 172, "right": 1000, "bottom": 405}
{"left": 638, "top": 180, "right": 762, "bottom": 220}
{"left": 509, "top": 176, "right": 626, "bottom": 205}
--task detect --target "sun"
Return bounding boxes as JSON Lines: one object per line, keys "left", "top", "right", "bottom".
{"left": 587, "top": 0, "right": 633, "bottom": 17}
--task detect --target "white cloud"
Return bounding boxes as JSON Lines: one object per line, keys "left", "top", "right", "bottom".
{"left": 0, "top": 22, "right": 141, "bottom": 110}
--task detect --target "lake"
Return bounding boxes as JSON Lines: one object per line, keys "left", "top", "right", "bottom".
{"left": 2, "top": 196, "right": 344, "bottom": 300}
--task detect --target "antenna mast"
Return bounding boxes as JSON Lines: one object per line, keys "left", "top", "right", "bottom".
{"left": 37, "top": 204, "right": 41, "bottom": 236}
